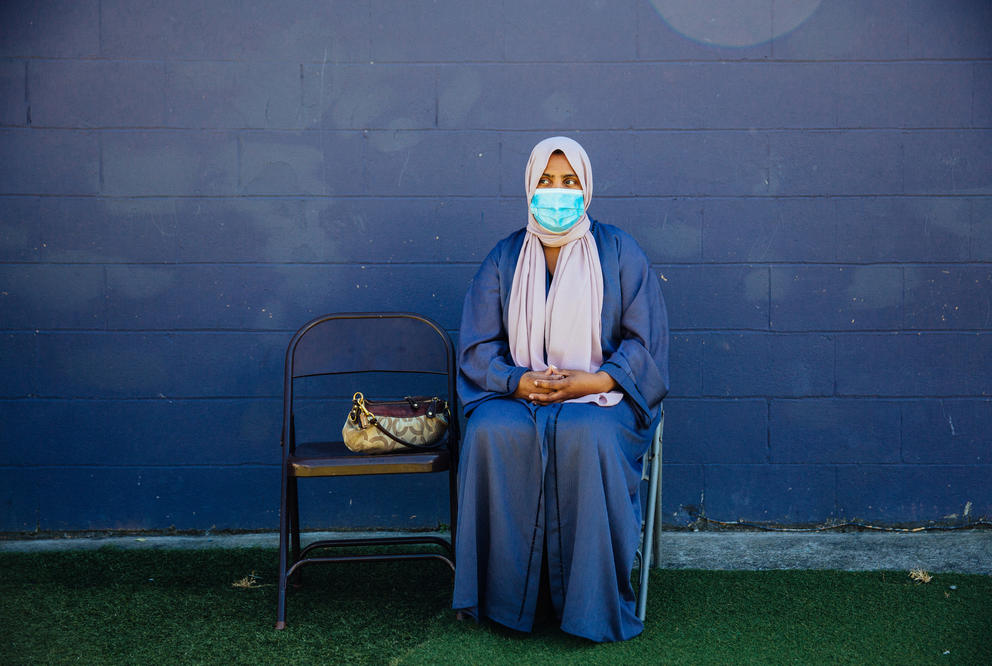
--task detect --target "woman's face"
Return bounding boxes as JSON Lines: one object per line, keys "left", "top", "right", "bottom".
{"left": 537, "top": 152, "right": 582, "bottom": 190}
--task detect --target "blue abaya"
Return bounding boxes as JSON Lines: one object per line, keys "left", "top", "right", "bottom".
{"left": 453, "top": 220, "right": 669, "bottom": 643}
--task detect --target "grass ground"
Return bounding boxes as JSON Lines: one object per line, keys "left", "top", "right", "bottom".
{"left": 1, "top": 548, "right": 989, "bottom": 664}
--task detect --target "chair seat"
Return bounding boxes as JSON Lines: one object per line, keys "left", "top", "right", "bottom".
{"left": 289, "top": 441, "right": 450, "bottom": 477}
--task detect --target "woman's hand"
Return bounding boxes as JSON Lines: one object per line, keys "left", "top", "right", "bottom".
{"left": 512, "top": 367, "right": 565, "bottom": 401}
{"left": 525, "top": 368, "right": 617, "bottom": 405}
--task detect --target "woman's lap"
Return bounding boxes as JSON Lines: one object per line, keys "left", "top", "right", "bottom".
{"left": 454, "top": 396, "right": 651, "bottom": 642}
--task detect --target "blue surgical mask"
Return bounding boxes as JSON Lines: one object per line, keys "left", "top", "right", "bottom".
{"left": 529, "top": 188, "right": 585, "bottom": 233}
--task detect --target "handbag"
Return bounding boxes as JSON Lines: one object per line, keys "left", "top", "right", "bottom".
{"left": 342, "top": 392, "right": 449, "bottom": 454}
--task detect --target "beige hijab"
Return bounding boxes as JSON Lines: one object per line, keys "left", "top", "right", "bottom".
{"left": 507, "top": 136, "right": 623, "bottom": 407}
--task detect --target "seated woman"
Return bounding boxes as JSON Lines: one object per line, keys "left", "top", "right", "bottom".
{"left": 453, "top": 136, "right": 669, "bottom": 642}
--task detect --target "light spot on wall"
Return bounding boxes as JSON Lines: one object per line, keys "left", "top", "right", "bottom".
{"left": 650, "top": 0, "right": 822, "bottom": 47}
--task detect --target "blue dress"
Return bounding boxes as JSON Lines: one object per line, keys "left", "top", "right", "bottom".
{"left": 453, "top": 220, "right": 670, "bottom": 642}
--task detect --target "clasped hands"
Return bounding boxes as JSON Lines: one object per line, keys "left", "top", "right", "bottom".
{"left": 512, "top": 366, "right": 617, "bottom": 404}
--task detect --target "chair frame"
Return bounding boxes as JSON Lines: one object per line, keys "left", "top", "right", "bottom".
{"left": 635, "top": 409, "right": 664, "bottom": 622}
{"left": 275, "top": 312, "right": 459, "bottom": 630}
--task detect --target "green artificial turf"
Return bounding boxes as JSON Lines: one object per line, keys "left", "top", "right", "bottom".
{"left": 1, "top": 547, "right": 989, "bottom": 664}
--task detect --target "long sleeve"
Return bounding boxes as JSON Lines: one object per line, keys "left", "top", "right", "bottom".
{"left": 598, "top": 229, "right": 670, "bottom": 429}
{"left": 457, "top": 246, "right": 528, "bottom": 416}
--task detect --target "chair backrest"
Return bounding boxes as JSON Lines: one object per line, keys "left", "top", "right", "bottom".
{"left": 282, "top": 313, "right": 457, "bottom": 447}
{"left": 289, "top": 313, "right": 452, "bottom": 379}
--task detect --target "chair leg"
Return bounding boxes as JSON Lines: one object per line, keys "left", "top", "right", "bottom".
{"left": 276, "top": 471, "right": 291, "bottom": 630}
{"left": 287, "top": 476, "right": 303, "bottom": 587}
{"left": 636, "top": 420, "right": 663, "bottom": 623}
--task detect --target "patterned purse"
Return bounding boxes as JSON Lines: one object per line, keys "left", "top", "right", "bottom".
{"left": 342, "top": 392, "right": 449, "bottom": 454}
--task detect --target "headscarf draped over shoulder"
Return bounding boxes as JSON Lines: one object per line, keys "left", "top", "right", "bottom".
{"left": 507, "top": 136, "right": 622, "bottom": 407}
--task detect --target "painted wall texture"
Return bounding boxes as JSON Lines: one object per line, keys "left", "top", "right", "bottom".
{"left": 1, "top": 1, "right": 990, "bottom": 532}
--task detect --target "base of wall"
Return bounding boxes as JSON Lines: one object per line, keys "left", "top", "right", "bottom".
{"left": 655, "top": 531, "right": 992, "bottom": 574}
{"left": 2, "top": 530, "right": 989, "bottom": 574}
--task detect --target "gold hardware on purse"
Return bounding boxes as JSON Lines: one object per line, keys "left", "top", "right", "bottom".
{"left": 342, "top": 392, "right": 449, "bottom": 454}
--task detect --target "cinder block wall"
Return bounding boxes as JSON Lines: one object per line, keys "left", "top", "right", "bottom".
{"left": 1, "top": 1, "right": 989, "bottom": 531}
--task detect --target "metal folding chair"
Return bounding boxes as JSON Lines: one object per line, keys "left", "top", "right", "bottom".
{"left": 275, "top": 313, "right": 459, "bottom": 630}
{"left": 635, "top": 409, "right": 664, "bottom": 622}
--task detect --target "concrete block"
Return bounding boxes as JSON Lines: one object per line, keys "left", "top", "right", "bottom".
{"left": 973, "top": 198, "right": 992, "bottom": 261}
{"left": 636, "top": 1, "right": 773, "bottom": 61}
{"left": 903, "top": 0, "right": 992, "bottom": 59}
{"left": 33, "top": 332, "right": 286, "bottom": 398}
{"left": 659, "top": 265, "right": 768, "bottom": 330}
{"left": 295, "top": 473, "right": 450, "bottom": 530}
{"left": 175, "top": 196, "right": 499, "bottom": 264}
{"left": 0, "top": 398, "right": 279, "bottom": 466}
{"left": 904, "top": 266, "right": 992, "bottom": 330}
{"left": 236, "top": 1, "right": 371, "bottom": 61}
{"left": 175, "top": 198, "right": 305, "bottom": 262}
{"left": 439, "top": 64, "right": 637, "bottom": 130}
{"left": 0, "top": 468, "right": 38, "bottom": 531}
{"left": 101, "top": 0, "right": 369, "bottom": 61}
{"left": 0, "top": 60, "right": 26, "bottom": 125}
{"left": 0, "top": 129, "right": 99, "bottom": 194}
{"left": 901, "top": 399, "right": 992, "bottom": 464}
{"left": 836, "top": 465, "right": 992, "bottom": 523}
{"left": 669, "top": 333, "right": 702, "bottom": 397}
{"left": 595, "top": 198, "right": 702, "bottom": 263}
{"left": 769, "top": 131, "right": 903, "bottom": 195}
{"left": 105, "top": 265, "right": 280, "bottom": 330}
{"left": 770, "top": 265, "right": 903, "bottom": 331}
{"left": 903, "top": 130, "right": 992, "bottom": 195}
{"left": 663, "top": 398, "right": 767, "bottom": 463}
{"left": 835, "top": 64, "right": 973, "bottom": 129}
{"left": 0, "top": 264, "right": 105, "bottom": 329}
{"left": 0, "top": 0, "right": 99, "bottom": 57}
{"left": 291, "top": 396, "right": 361, "bottom": 444}
{"left": 303, "top": 64, "right": 434, "bottom": 130}
{"left": 239, "top": 130, "right": 338, "bottom": 195}
{"left": 105, "top": 264, "right": 475, "bottom": 332}
{"left": 772, "top": 0, "right": 992, "bottom": 60}
{"left": 836, "top": 333, "right": 992, "bottom": 396}
{"left": 835, "top": 197, "right": 971, "bottom": 263}
{"left": 659, "top": 464, "right": 704, "bottom": 526}
{"left": 702, "top": 198, "right": 837, "bottom": 262}
{"left": 503, "top": 0, "right": 637, "bottom": 61}
{"left": 165, "top": 62, "right": 302, "bottom": 129}
{"left": 0, "top": 196, "right": 41, "bottom": 260}
{"left": 634, "top": 132, "right": 769, "bottom": 196}
{"left": 638, "top": 63, "right": 838, "bottom": 130}
{"left": 29, "top": 60, "right": 166, "bottom": 128}
{"left": 39, "top": 197, "right": 179, "bottom": 263}
{"left": 974, "top": 64, "right": 992, "bottom": 128}
{"left": 770, "top": 399, "right": 901, "bottom": 464}
{"left": 704, "top": 464, "right": 837, "bottom": 523}
{"left": 369, "top": 0, "right": 503, "bottom": 62}
{"left": 38, "top": 467, "right": 281, "bottom": 531}
{"left": 701, "top": 333, "right": 834, "bottom": 397}
{"left": 499, "top": 132, "right": 637, "bottom": 197}
{"left": 365, "top": 131, "right": 499, "bottom": 196}
{"left": 102, "top": 131, "right": 237, "bottom": 196}
{"left": 303, "top": 197, "right": 500, "bottom": 264}
{"left": 0, "top": 333, "right": 36, "bottom": 397}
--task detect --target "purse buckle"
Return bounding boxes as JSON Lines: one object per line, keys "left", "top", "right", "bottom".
{"left": 350, "top": 392, "right": 376, "bottom": 428}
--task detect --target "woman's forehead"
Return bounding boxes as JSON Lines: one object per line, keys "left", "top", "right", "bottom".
{"left": 544, "top": 151, "right": 576, "bottom": 173}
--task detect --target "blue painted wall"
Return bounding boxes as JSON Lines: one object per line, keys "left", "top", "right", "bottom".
{"left": 1, "top": 0, "right": 990, "bottom": 531}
